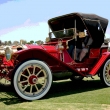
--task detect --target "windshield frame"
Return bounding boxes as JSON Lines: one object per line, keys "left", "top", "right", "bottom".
{"left": 49, "top": 28, "right": 76, "bottom": 39}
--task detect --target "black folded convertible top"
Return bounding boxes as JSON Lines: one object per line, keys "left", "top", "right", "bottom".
{"left": 48, "top": 12, "right": 109, "bottom": 48}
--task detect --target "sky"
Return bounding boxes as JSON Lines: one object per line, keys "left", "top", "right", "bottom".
{"left": 0, "top": 0, "right": 110, "bottom": 43}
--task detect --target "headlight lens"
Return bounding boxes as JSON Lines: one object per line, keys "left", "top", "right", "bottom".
{"left": 5, "top": 47, "right": 12, "bottom": 60}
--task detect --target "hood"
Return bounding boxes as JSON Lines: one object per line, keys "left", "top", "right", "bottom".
{"left": 26, "top": 44, "right": 57, "bottom": 53}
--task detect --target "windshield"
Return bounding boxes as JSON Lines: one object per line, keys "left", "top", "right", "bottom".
{"left": 49, "top": 28, "right": 75, "bottom": 39}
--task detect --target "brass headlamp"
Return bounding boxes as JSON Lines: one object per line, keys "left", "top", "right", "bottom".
{"left": 4, "top": 47, "right": 13, "bottom": 61}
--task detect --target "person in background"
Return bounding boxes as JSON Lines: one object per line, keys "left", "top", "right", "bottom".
{"left": 67, "top": 30, "right": 82, "bottom": 57}
{"left": 72, "top": 34, "right": 82, "bottom": 61}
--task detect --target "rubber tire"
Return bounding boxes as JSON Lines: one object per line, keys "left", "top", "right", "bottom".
{"left": 13, "top": 60, "right": 52, "bottom": 101}
{"left": 100, "top": 59, "right": 110, "bottom": 86}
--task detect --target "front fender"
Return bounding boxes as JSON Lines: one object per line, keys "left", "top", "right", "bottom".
{"left": 15, "top": 48, "right": 85, "bottom": 76}
{"left": 15, "top": 48, "right": 59, "bottom": 65}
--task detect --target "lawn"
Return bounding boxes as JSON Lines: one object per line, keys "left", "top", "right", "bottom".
{"left": 0, "top": 76, "right": 110, "bottom": 110}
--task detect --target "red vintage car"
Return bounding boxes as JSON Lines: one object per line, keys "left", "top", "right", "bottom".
{"left": 0, "top": 12, "right": 109, "bottom": 101}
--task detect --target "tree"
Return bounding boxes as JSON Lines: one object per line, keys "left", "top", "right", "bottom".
{"left": 30, "top": 40, "right": 34, "bottom": 44}
{"left": 4, "top": 41, "right": 8, "bottom": 45}
{"left": 13, "top": 41, "right": 19, "bottom": 45}
{"left": 26, "top": 42, "right": 31, "bottom": 44}
{"left": 7, "top": 41, "right": 12, "bottom": 45}
{"left": 20, "top": 40, "right": 27, "bottom": 45}
{"left": 0, "top": 40, "right": 2, "bottom": 46}
{"left": 35, "top": 40, "right": 44, "bottom": 45}
{"left": 22, "top": 40, "right": 27, "bottom": 45}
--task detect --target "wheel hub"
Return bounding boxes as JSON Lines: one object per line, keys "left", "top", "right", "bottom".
{"left": 29, "top": 75, "right": 38, "bottom": 85}
{"left": 32, "top": 78, "right": 37, "bottom": 83}
{"left": 109, "top": 70, "right": 110, "bottom": 75}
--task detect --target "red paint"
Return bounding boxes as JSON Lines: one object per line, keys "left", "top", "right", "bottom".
{"left": 89, "top": 53, "right": 110, "bottom": 75}
{"left": 29, "top": 75, "right": 38, "bottom": 85}
{"left": 3, "top": 57, "right": 14, "bottom": 67}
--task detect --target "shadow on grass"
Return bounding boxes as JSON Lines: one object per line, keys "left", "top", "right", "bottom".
{"left": 44, "top": 78, "right": 107, "bottom": 99}
{"left": 0, "top": 85, "right": 27, "bottom": 105}
{"left": 0, "top": 78, "right": 107, "bottom": 105}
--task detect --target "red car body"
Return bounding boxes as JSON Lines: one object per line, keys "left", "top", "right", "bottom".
{"left": 0, "top": 12, "right": 109, "bottom": 101}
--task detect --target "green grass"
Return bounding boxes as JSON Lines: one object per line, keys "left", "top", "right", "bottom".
{"left": 0, "top": 76, "right": 110, "bottom": 110}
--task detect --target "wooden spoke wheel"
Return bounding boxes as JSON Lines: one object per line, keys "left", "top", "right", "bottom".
{"left": 13, "top": 60, "right": 52, "bottom": 101}
{"left": 100, "top": 59, "right": 110, "bottom": 86}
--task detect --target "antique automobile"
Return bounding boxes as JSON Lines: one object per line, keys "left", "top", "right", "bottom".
{"left": 0, "top": 12, "right": 109, "bottom": 101}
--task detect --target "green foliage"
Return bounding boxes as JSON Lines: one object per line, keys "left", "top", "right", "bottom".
{"left": 13, "top": 41, "right": 19, "bottom": 45}
{"left": 4, "top": 41, "right": 8, "bottom": 45}
{"left": 26, "top": 42, "right": 31, "bottom": 44}
{"left": 35, "top": 40, "right": 44, "bottom": 45}
{"left": 30, "top": 40, "right": 34, "bottom": 44}
{"left": 0, "top": 39, "right": 45, "bottom": 45}
{"left": 21, "top": 40, "right": 27, "bottom": 45}
{"left": 7, "top": 41, "right": 12, "bottom": 45}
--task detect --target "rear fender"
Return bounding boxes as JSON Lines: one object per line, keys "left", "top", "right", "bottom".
{"left": 89, "top": 52, "right": 110, "bottom": 75}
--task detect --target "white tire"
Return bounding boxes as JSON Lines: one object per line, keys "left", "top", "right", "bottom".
{"left": 13, "top": 60, "right": 52, "bottom": 100}
{"left": 101, "top": 59, "right": 110, "bottom": 86}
